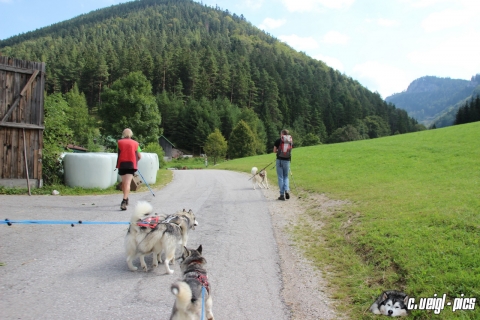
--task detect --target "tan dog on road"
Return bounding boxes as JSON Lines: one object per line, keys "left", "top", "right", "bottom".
{"left": 251, "top": 167, "right": 269, "bottom": 190}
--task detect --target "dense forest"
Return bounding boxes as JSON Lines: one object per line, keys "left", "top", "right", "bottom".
{"left": 454, "top": 95, "right": 480, "bottom": 125}
{"left": 0, "top": 0, "right": 423, "bottom": 157}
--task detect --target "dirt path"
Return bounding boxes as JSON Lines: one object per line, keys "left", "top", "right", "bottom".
{"left": 261, "top": 185, "right": 340, "bottom": 319}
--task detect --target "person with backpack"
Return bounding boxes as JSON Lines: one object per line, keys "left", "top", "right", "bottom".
{"left": 273, "top": 129, "right": 293, "bottom": 201}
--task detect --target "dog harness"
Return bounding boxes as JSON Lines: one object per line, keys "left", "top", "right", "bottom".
{"left": 185, "top": 269, "right": 210, "bottom": 294}
{"left": 137, "top": 216, "right": 160, "bottom": 228}
{"left": 162, "top": 215, "right": 177, "bottom": 223}
{"left": 197, "top": 273, "right": 210, "bottom": 293}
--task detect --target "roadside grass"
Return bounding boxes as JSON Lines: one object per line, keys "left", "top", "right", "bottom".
{"left": 217, "top": 122, "right": 480, "bottom": 319}
{"left": 0, "top": 168, "right": 173, "bottom": 196}
{"left": 165, "top": 156, "right": 225, "bottom": 169}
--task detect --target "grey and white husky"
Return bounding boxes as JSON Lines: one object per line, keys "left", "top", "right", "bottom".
{"left": 125, "top": 202, "right": 197, "bottom": 273}
{"left": 170, "top": 245, "right": 214, "bottom": 320}
{"left": 370, "top": 290, "right": 409, "bottom": 317}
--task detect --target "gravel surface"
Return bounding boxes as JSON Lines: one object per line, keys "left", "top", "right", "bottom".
{"left": 0, "top": 169, "right": 340, "bottom": 319}
{"left": 261, "top": 185, "right": 340, "bottom": 320}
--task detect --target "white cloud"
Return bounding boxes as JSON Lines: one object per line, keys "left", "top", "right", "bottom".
{"left": 408, "top": 31, "right": 480, "bottom": 72}
{"left": 259, "top": 18, "right": 286, "bottom": 30}
{"left": 278, "top": 34, "right": 319, "bottom": 51}
{"left": 282, "top": 0, "right": 355, "bottom": 12}
{"left": 243, "top": 0, "right": 265, "bottom": 10}
{"left": 322, "top": 31, "right": 349, "bottom": 45}
{"left": 313, "top": 54, "right": 345, "bottom": 71}
{"left": 400, "top": 0, "right": 449, "bottom": 8}
{"left": 421, "top": 8, "right": 470, "bottom": 32}
{"left": 352, "top": 61, "right": 411, "bottom": 98}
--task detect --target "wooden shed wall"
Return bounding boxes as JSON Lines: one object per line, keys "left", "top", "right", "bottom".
{"left": 0, "top": 56, "right": 45, "bottom": 187}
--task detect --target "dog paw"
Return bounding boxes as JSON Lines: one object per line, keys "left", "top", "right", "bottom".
{"left": 167, "top": 269, "right": 174, "bottom": 274}
{"left": 128, "top": 266, "right": 138, "bottom": 271}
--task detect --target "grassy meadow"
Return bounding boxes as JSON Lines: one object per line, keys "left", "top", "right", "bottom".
{"left": 217, "top": 122, "right": 480, "bottom": 319}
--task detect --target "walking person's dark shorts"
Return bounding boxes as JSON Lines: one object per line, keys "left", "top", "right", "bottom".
{"left": 118, "top": 169, "right": 136, "bottom": 176}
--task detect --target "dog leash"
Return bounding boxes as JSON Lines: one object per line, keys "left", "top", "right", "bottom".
{"left": 137, "top": 169, "right": 156, "bottom": 197}
{"left": 2, "top": 219, "right": 129, "bottom": 226}
{"left": 201, "top": 286, "right": 206, "bottom": 320}
{"left": 248, "top": 160, "right": 274, "bottom": 180}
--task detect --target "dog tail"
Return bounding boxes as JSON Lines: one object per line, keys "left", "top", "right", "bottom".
{"left": 251, "top": 167, "right": 258, "bottom": 175}
{"left": 131, "top": 201, "right": 153, "bottom": 224}
{"left": 171, "top": 281, "right": 193, "bottom": 310}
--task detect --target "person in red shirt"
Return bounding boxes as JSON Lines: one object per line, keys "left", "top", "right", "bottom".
{"left": 117, "top": 128, "right": 142, "bottom": 210}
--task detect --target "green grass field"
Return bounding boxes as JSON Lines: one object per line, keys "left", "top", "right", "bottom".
{"left": 217, "top": 122, "right": 480, "bottom": 319}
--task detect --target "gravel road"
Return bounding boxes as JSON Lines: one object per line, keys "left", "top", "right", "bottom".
{"left": 0, "top": 169, "right": 338, "bottom": 319}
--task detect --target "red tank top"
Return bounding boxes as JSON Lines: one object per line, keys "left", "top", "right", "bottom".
{"left": 116, "top": 138, "right": 139, "bottom": 169}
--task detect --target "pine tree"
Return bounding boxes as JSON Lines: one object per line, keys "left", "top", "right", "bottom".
{"left": 99, "top": 71, "right": 161, "bottom": 145}
{"left": 64, "top": 84, "right": 98, "bottom": 147}
{"left": 227, "top": 120, "right": 256, "bottom": 159}
{"left": 204, "top": 128, "right": 227, "bottom": 165}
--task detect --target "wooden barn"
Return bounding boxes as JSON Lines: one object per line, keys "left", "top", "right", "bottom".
{"left": 159, "top": 135, "right": 183, "bottom": 160}
{"left": 0, "top": 56, "right": 45, "bottom": 188}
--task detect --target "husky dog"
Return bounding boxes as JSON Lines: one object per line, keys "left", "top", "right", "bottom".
{"left": 370, "top": 290, "right": 409, "bottom": 317}
{"left": 125, "top": 202, "right": 197, "bottom": 274}
{"left": 156, "top": 209, "right": 198, "bottom": 264}
{"left": 170, "top": 245, "right": 214, "bottom": 320}
{"left": 251, "top": 167, "right": 269, "bottom": 189}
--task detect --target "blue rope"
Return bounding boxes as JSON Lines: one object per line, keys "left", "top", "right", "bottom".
{"left": 137, "top": 169, "right": 155, "bottom": 197}
{"left": 201, "top": 286, "right": 206, "bottom": 320}
{"left": 2, "top": 219, "right": 129, "bottom": 226}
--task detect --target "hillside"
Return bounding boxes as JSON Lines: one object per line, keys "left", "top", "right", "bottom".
{"left": 0, "top": 0, "right": 421, "bottom": 152}
{"left": 386, "top": 75, "right": 480, "bottom": 127}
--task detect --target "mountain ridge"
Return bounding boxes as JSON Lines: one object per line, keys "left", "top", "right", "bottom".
{"left": 385, "top": 74, "right": 480, "bottom": 127}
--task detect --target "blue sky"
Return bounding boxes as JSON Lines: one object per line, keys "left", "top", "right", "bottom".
{"left": 1, "top": 0, "right": 479, "bottom": 98}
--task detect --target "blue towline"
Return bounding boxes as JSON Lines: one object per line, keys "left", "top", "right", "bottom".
{"left": 2, "top": 219, "right": 129, "bottom": 225}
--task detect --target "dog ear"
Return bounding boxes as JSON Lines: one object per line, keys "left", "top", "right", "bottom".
{"left": 183, "top": 208, "right": 186, "bottom": 212}
{"left": 182, "top": 246, "right": 190, "bottom": 257}
{"left": 381, "top": 292, "right": 388, "bottom": 302}
{"left": 197, "top": 245, "right": 202, "bottom": 254}
{"left": 404, "top": 295, "right": 409, "bottom": 304}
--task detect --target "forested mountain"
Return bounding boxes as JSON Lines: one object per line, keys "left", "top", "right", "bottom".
{"left": 454, "top": 95, "right": 480, "bottom": 125}
{"left": 0, "top": 0, "right": 422, "bottom": 154}
{"left": 385, "top": 75, "right": 480, "bottom": 128}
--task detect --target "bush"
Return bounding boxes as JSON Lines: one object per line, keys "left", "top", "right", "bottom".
{"left": 43, "top": 93, "right": 73, "bottom": 185}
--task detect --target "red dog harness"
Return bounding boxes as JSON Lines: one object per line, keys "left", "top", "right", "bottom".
{"left": 197, "top": 273, "right": 210, "bottom": 293}
{"left": 137, "top": 216, "right": 160, "bottom": 228}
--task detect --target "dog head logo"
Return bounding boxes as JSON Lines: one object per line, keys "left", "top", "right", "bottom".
{"left": 370, "top": 290, "right": 409, "bottom": 317}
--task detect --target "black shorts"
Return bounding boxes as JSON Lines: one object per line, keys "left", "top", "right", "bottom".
{"left": 118, "top": 169, "right": 137, "bottom": 176}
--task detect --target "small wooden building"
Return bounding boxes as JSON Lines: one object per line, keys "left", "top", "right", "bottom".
{"left": 159, "top": 135, "right": 183, "bottom": 160}
{"left": 159, "top": 135, "right": 175, "bottom": 158}
{"left": 0, "top": 56, "right": 45, "bottom": 188}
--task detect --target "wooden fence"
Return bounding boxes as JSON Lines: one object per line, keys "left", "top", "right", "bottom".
{"left": 0, "top": 56, "right": 45, "bottom": 188}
